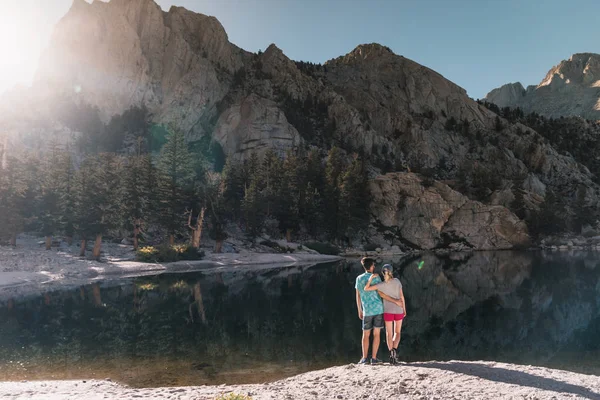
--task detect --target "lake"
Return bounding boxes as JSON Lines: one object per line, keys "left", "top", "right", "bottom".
{"left": 0, "top": 251, "right": 598, "bottom": 387}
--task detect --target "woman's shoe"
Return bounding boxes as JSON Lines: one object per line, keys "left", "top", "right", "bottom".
{"left": 389, "top": 349, "right": 397, "bottom": 364}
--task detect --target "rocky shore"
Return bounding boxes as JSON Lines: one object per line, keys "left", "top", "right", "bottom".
{"left": 0, "top": 235, "right": 341, "bottom": 301}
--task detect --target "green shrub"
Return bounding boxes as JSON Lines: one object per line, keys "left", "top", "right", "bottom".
{"left": 136, "top": 244, "right": 205, "bottom": 263}
{"left": 304, "top": 241, "right": 340, "bottom": 255}
{"left": 215, "top": 393, "right": 252, "bottom": 400}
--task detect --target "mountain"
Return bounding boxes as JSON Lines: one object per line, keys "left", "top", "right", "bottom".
{"left": 485, "top": 53, "right": 600, "bottom": 120}
{"left": 2, "top": 0, "right": 600, "bottom": 250}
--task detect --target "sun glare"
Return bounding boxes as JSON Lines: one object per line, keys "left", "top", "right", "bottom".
{"left": 0, "top": 5, "right": 44, "bottom": 94}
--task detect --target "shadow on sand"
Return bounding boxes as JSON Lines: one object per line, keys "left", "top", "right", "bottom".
{"left": 416, "top": 361, "right": 600, "bottom": 400}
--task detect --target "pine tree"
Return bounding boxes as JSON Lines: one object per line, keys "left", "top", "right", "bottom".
{"left": 20, "top": 153, "right": 42, "bottom": 234}
{"left": 39, "top": 139, "right": 63, "bottom": 249}
{"left": 122, "top": 152, "right": 155, "bottom": 250}
{"left": 239, "top": 152, "right": 265, "bottom": 236}
{"left": 324, "top": 147, "right": 345, "bottom": 240}
{"left": 204, "top": 172, "right": 228, "bottom": 252}
{"left": 302, "top": 181, "right": 323, "bottom": 237}
{"left": 261, "top": 149, "right": 283, "bottom": 218}
{"left": 75, "top": 154, "right": 123, "bottom": 259}
{"left": 0, "top": 153, "right": 27, "bottom": 245}
{"left": 57, "top": 149, "right": 76, "bottom": 245}
{"left": 242, "top": 153, "right": 261, "bottom": 189}
{"left": 156, "top": 126, "right": 195, "bottom": 245}
{"left": 277, "top": 151, "right": 301, "bottom": 241}
{"left": 527, "top": 189, "right": 567, "bottom": 236}
{"left": 340, "top": 155, "right": 370, "bottom": 238}
{"left": 510, "top": 178, "right": 526, "bottom": 220}
{"left": 242, "top": 177, "right": 264, "bottom": 237}
{"left": 494, "top": 116, "right": 504, "bottom": 132}
{"left": 299, "top": 149, "right": 325, "bottom": 235}
{"left": 221, "top": 157, "right": 244, "bottom": 222}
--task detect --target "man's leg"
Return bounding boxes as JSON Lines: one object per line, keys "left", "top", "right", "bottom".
{"left": 362, "top": 329, "right": 372, "bottom": 360}
{"left": 371, "top": 327, "right": 381, "bottom": 359}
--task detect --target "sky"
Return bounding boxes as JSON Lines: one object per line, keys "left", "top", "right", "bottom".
{"left": 1, "top": 0, "right": 599, "bottom": 99}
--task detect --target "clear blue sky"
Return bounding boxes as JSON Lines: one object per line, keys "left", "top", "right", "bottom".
{"left": 3, "top": 0, "right": 600, "bottom": 99}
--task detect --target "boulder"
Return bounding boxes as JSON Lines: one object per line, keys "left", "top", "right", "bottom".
{"left": 369, "top": 172, "right": 530, "bottom": 250}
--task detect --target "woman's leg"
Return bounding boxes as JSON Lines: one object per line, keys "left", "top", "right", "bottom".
{"left": 393, "top": 319, "right": 403, "bottom": 350}
{"left": 384, "top": 320, "right": 394, "bottom": 351}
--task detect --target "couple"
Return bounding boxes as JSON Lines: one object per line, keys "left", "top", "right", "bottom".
{"left": 355, "top": 257, "right": 406, "bottom": 365}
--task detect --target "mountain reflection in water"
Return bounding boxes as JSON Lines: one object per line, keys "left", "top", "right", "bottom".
{"left": 0, "top": 251, "right": 598, "bottom": 387}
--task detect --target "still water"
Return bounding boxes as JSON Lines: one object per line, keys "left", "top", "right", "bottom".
{"left": 0, "top": 251, "right": 598, "bottom": 387}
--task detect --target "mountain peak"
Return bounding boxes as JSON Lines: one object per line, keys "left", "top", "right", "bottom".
{"left": 484, "top": 53, "right": 600, "bottom": 119}
{"left": 325, "top": 43, "right": 397, "bottom": 67}
{"left": 346, "top": 43, "right": 395, "bottom": 59}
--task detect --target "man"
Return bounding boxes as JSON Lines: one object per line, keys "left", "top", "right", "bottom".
{"left": 355, "top": 257, "right": 403, "bottom": 364}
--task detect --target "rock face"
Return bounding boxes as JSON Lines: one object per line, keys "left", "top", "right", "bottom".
{"left": 369, "top": 173, "right": 530, "bottom": 250}
{"left": 35, "top": 0, "right": 249, "bottom": 138}
{"left": 484, "top": 82, "right": 526, "bottom": 107}
{"left": 212, "top": 94, "right": 303, "bottom": 159}
{"left": 485, "top": 53, "right": 600, "bottom": 120}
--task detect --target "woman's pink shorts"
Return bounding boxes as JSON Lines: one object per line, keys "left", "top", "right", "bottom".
{"left": 384, "top": 313, "right": 405, "bottom": 322}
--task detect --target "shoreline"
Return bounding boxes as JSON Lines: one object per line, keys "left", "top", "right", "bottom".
{"left": 0, "top": 361, "right": 598, "bottom": 399}
{"left": 0, "top": 235, "right": 341, "bottom": 301}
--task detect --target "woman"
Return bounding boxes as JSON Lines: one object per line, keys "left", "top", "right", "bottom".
{"left": 364, "top": 264, "right": 406, "bottom": 364}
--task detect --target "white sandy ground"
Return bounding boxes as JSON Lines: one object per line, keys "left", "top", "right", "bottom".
{"left": 0, "top": 235, "right": 341, "bottom": 301}
{"left": 0, "top": 361, "right": 599, "bottom": 400}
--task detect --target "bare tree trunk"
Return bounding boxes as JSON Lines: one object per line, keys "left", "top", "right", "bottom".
{"left": 79, "top": 239, "right": 87, "bottom": 257}
{"left": 169, "top": 234, "right": 175, "bottom": 246}
{"left": 9, "top": 233, "right": 16, "bottom": 247}
{"left": 79, "top": 286, "right": 85, "bottom": 301}
{"left": 133, "top": 219, "right": 140, "bottom": 251}
{"left": 45, "top": 236, "right": 52, "bottom": 250}
{"left": 286, "top": 228, "right": 292, "bottom": 243}
{"left": 188, "top": 208, "right": 206, "bottom": 249}
{"left": 215, "top": 240, "right": 223, "bottom": 253}
{"left": 92, "top": 234, "right": 102, "bottom": 260}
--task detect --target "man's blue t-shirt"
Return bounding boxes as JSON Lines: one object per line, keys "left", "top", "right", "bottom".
{"left": 355, "top": 273, "right": 384, "bottom": 317}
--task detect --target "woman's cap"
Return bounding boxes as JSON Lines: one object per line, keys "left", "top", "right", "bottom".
{"left": 382, "top": 264, "right": 393, "bottom": 273}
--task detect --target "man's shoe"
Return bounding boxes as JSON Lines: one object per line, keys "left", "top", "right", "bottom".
{"left": 370, "top": 357, "right": 383, "bottom": 365}
{"left": 357, "top": 358, "right": 369, "bottom": 365}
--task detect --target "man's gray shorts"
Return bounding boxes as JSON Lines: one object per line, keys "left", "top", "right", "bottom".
{"left": 362, "top": 314, "right": 384, "bottom": 331}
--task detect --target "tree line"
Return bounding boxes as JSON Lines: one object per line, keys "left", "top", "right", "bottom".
{"left": 0, "top": 127, "right": 370, "bottom": 258}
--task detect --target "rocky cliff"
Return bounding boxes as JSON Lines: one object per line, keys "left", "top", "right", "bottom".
{"left": 3, "top": 0, "right": 600, "bottom": 249}
{"left": 369, "top": 173, "right": 530, "bottom": 250}
{"left": 485, "top": 53, "right": 600, "bottom": 120}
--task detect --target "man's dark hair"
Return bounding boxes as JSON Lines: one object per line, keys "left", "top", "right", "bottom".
{"left": 361, "top": 257, "right": 375, "bottom": 271}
